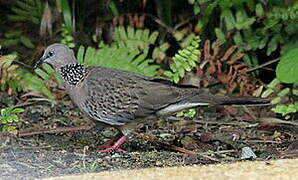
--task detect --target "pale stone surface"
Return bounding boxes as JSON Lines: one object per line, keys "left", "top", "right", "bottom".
{"left": 44, "top": 158, "right": 298, "bottom": 180}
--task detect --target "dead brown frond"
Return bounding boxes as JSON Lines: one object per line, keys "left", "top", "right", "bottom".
{"left": 197, "top": 39, "right": 262, "bottom": 96}
{"left": 113, "top": 13, "right": 146, "bottom": 28}
{"left": 39, "top": 1, "right": 53, "bottom": 38}
{"left": 0, "top": 55, "right": 20, "bottom": 95}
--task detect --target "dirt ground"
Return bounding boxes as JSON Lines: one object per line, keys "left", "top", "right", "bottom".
{"left": 1, "top": 96, "right": 298, "bottom": 180}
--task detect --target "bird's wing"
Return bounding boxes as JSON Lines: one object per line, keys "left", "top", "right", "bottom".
{"left": 82, "top": 67, "right": 201, "bottom": 126}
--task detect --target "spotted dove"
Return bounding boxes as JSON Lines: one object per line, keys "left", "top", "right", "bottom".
{"left": 35, "top": 44, "right": 269, "bottom": 152}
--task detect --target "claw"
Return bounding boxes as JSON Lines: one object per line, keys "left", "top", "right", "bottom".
{"left": 98, "top": 146, "right": 127, "bottom": 153}
{"left": 97, "top": 135, "right": 129, "bottom": 153}
{"left": 96, "top": 139, "right": 117, "bottom": 149}
{"left": 96, "top": 133, "right": 122, "bottom": 149}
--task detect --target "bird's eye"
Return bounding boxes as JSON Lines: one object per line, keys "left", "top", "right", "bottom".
{"left": 48, "top": 51, "right": 54, "bottom": 57}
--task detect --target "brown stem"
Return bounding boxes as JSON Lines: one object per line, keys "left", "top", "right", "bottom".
{"left": 244, "top": 58, "right": 280, "bottom": 73}
{"left": 134, "top": 133, "right": 220, "bottom": 162}
{"left": 0, "top": 124, "right": 95, "bottom": 138}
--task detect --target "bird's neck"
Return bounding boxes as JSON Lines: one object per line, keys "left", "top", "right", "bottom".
{"left": 59, "top": 63, "right": 88, "bottom": 86}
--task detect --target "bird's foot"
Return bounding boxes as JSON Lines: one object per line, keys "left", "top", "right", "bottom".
{"left": 98, "top": 146, "right": 127, "bottom": 153}
{"left": 96, "top": 139, "right": 117, "bottom": 149}
{"left": 97, "top": 135, "right": 129, "bottom": 153}
{"left": 96, "top": 133, "right": 122, "bottom": 149}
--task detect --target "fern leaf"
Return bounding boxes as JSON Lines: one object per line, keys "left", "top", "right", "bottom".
{"left": 7, "top": 15, "right": 27, "bottom": 22}
{"left": 9, "top": 0, "right": 43, "bottom": 24}
{"left": 164, "top": 35, "right": 201, "bottom": 82}
{"left": 127, "top": 26, "right": 135, "bottom": 40}
{"left": 148, "top": 31, "right": 159, "bottom": 43}
{"left": 77, "top": 45, "right": 159, "bottom": 77}
{"left": 77, "top": 46, "right": 85, "bottom": 62}
{"left": 22, "top": 73, "right": 55, "bottom": 99}
{"left": 15, "top": 0, "right": 33, "bottom": 11}
{"left": 141, "top": 29, "right": 150, "bottom": 41}
{"left": 11, "top": 7, "right": 31, "bottom": 17}
{"left": 34, "top": 68, "right": 50, "bottom": 80}
{"left": 113, "top": 26, "right": 158, "bottom": 51}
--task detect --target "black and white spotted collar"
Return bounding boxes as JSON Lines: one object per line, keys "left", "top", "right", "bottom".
{"left": 59, "top": 63, "right": 88, "bottom": 86}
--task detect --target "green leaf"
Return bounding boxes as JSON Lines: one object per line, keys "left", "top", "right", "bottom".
{"left": 277, "top": 88, "right": 290, "bottom": 97}
{"left": 20, "top": 36, "right": 34, "bottom": 48}
{"left": 267, "top": 78, "right": 280, "bottom": 89}
{"left": 6, "top": 115, "right": 17, "bottom": 123}
{"left": 7, "top": 15, "right": 27, "bottom": 22}
{"left": 222, "top": 9, "right": 235, "bottom": 30}
{"left": 170, "top": 63, "right": 178, "bottom": 72}
{"left": 261, "top": 89, "right": 274, "bottom": 98}
{"left": 16, "top": 0, "right": 33, "bottom": 12}
{"left": 4, "top": 30, "right": 22, "bottom": 38}
{"left": 61, "top": 0, "right": 72, "bottom": 33}
{"left": 78, "top": 45, "right": 159, "bottom": 77}
{"left": 152, "top": 43, "right": 169, "bottom": 60}
{"left": 11, "top": 108, "right": 24, "bottom": 113}
{"left": 173, "top": 73, "right": 180, "bottom": 83}
{"left": 11, "top": 7, "right": 30, "bottom": 17}
{"left": 259, "top": 36, "right": 268, "bottom": 49}
{"left": 65, "top": 35, "right": 74, "bottom": 41}
{"left": 293, "top": 89, "right": 298, "bottom": 96}
{"left": 266, "top": 36, "right": 278, "bottom": 56}
{"left": 271, "top": 97, "right": 282, "bottom": 104}
{"left": 193, "top": 2, "right": 200, "bottom": 15}
{"left": 148, "top": 31, "right": 158, "bottom": 43}
{"left": 163, "top": 71, "right": 173, "bottom": 78}
{"left": 108, "top": 0, "right": 119, "bottom": 16}
{"left": 77, "top": 46, "right": 85, "bottom": 63}
{"left": 0, "top": 118, "right": 8, "bottom": 123}
{"left": 256, "top": 3, "right": 264, "bottom": 16}
{"left": 1, "top": 108, "right": 7, "bottom": 116}
{"left": 276, "top": 48, "right": 298, "bottom": 83}
{"left": 178, "top": 68, "right": 185, "bottom": 77}
{"left": 215, "top": 28, "right": 226, "bottom": 43}
{"left": 272, "top": 104, "right": 298, "bottom": 116}
{"left": 233, "top": 32, "right": 243, "bottom": 46}
{"left": 34, "top": 68, "right": 50, "bottom": 80}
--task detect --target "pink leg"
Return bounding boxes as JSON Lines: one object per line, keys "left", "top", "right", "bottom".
{"left": 96, "top": 134, "right": 122, "bottom": 149}
{"left": 98, "top": 135, "right": 129, "bottom": 153}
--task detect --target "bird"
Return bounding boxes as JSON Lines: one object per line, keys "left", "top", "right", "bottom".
{"left": 34, "top": 43, "right": 270, "bottom": 152}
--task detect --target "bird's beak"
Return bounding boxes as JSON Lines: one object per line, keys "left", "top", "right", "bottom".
{"left": 34, "top": 57, "right": 45, "bottom": 69}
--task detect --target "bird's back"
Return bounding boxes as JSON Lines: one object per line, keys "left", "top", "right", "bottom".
{"left": 75, "top": 66, "right": 269, "bottom": 127}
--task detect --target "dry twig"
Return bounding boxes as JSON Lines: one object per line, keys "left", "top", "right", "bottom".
{"left": 134, "top": 133, "right": 221, "bottom": 162}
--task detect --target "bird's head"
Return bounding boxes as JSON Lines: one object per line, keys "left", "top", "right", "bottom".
{"left": 34, "top": 43, "right": 77, "bottom": 70}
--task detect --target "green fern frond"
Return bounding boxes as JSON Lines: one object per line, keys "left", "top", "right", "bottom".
{"left": 93, "top": 26, "right": 169, "bottom": 61}
{"left": 1, "top": 31, "right": 34, "bottom": 48}
{"left": 152, "top": 42, "right": 170, "bottom": 60}
{"left": 8, "top": 0, "right": 43, "bottom": 24}
{"left": 0, "top": 54, "right": 21, "bottom": 93}
{"left": 113, "top": 26, "right": 158, "bottom": 51}
{"left": 164, "top": 36, "right": 201, "bottom": 83}
{"left": 269, "top": 3, "right": 298, "bottom": 21}
{"left": 0, "top": 106, "right": 24, "bottom": 132}
{"left": 0, "top": 53, "right": 57, "bottom": 99}
{"left": 14, "top": 63, "right": 61, "bottom": 99}
{"left": 20, "top": 71, "right": 55, "bottom": 99}
{"left": 77, "top": 45, "right": 159, "bottom": 77}
{"left": 60, "top": 23, "right": 75, "bottom": 48}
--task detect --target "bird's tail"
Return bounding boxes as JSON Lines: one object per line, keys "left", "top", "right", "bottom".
{"left": 190, "top": 94, "right": 271, "bottom": 106}
{"left": 156, "top": 94, "right": 270, "bottom": 116}
{"left": 215, "top": 96, "right": 271, "bottom": 106}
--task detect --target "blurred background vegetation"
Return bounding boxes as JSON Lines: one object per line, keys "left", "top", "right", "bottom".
{"left": 0, "top": 0, "right": 298, "bottom": 132}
